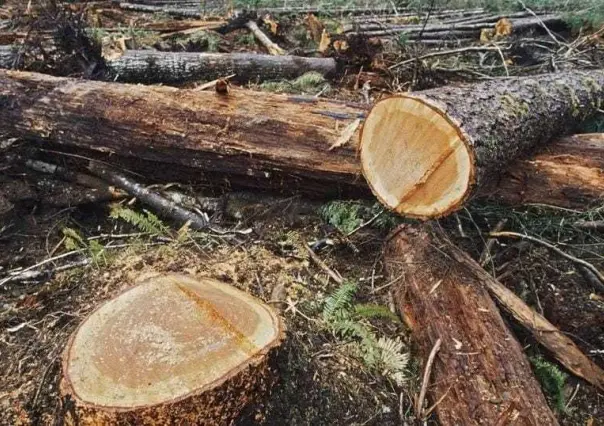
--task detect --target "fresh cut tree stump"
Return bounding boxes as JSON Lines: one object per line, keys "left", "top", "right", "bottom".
{"left": 360, "top": 70, "right": 604, "bottom": 219}
{"left": 60, "top": 274, "right": 284, "bottom": 425}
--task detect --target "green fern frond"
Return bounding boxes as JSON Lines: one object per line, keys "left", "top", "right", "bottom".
{"left": 530, "top": 356, "right": 568, "bottom": 412}
{"left": 110, "top": 205, "right": 169, "bottom": 236}
{"left": 376, "top": 337, "right": 410, "bottom": 385}
{"left": 322, "top": 281, "right": 358, "bottom": 322}
{"left": 354, "top": 303, "right": 400, "bottom": 322}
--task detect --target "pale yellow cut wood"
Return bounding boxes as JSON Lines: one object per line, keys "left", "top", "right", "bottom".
{"left": 60, "top": 274, "right": 283, "bottom": 424}
{"left": 360, "top": 95, "right": 473, "bottom": 219}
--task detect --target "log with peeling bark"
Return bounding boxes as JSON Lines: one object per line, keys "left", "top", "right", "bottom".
{"left": 61, "top": 273, "right": 284, "bottom": 425}
{"left": 0, "top": 45, "right": 15, "bottom": 68}
{"left": 0, "top": 69, "right": 364, "bottom": 197}
{"left": 0, "top": 70, "right": 602, "bottom": 208}
{"left": 104, "top": 50, "right": 336, "bottom": 83}
{"left": 481, "top": 133, "right": 604, "bottom": 208}
{"left": 359, "top": 70, "right": 604, "bottom": 219}
{"left": 384, "top": 225, "right": 559, "bottom": 425}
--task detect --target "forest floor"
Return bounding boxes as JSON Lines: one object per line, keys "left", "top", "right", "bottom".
{"left": 1, "top": 1, "right": 603, "bottom": 425}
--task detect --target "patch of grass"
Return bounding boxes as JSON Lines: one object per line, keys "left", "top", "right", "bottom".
{"left": 530, "top": 355, "right": 569, "bottom": 412}
{"left": 259, "top": 71, "right": 329, "bottom": 94}
{"left": 235, "top": 32, "right": 257, "bottom": 47}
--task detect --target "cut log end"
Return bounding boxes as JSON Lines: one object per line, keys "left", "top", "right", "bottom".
{"left": 60, "top": 274, "right": 284, "bottom": 424}
{"left": 360, "top": 95, "right": 474, "bottom": 219}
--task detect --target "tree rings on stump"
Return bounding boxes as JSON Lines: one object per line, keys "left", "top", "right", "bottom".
{"left": 60, "top": 274, "right": 284, "bottom": 425}
{"left": 359, "top": 95, "right": 474, "bottom": 219}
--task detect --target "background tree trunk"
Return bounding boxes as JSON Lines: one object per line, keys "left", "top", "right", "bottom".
{"left": 383, "top": 225, "right": 559, "bottom": 425}
{"left": 105, "top": 50, "right": 336, "bottom": 84}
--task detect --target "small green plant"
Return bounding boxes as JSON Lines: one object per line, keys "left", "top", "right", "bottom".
{"left": 530, "top": 355, "right": 569, "bottom": 412}
{"left": 319, "top": 200, "right": 399, "bottom": 235}
{"left": 322, "top": 282, "right": 409, "bottom": 385}
{"left": 235, "top": 32, "right": 257, "bottom": 47}
{"left": 109, "top": 205, "right": 170, "bottom": 236}
{"left": 62, "top": 227, "right": 107, "bottom": 267}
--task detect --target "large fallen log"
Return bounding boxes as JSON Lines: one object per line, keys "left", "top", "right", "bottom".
{"left": 61, "top": 274, "right": 283, "bottom": 424}
{"left": 359, "top": 70, "right": 604, "bottom": 219}
{"left": 480, "top": 133, "right": 604, "bottom": 208}
{"left": 104, "top": 50, "right": 336, "bottom": 84}
{"left": 384, "top": 225, "right": 558, "bottom": 425}
{"left": 0, "top": 70, "right": 602, "bottom": 208}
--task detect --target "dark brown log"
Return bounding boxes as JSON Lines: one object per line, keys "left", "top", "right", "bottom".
{"left": 359, "top": 71, "right": 604, "bottom": 219}
{"left": 0, "top": 70, "right": 602, "bottom": 209}
{"left": 0, "top": 69, "right": 365, "bottom": 198}
{"left": 384, "top": 225, "right": 559, "bottom": 425}
{"left": 105, "top": 50, "right": 336, "bottom": 84}
{"left": 481, "top": 133, "right": 604, "bottom": 208}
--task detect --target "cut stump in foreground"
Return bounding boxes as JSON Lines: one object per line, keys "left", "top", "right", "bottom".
{"left": 360, "top": 70, "right": 604, "bottom": 219}
{"left": 60, "top": 274, "right": 284, "bottom": 425}
{"left": 384, "top": 225, "right": 558, "bottom": 425}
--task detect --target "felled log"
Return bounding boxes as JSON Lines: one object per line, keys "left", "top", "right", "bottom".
{"left": 359, "top": 70, "right": 604, "bottom": 219}
{"left": 118, "top": 2, "right": 202, "bottom": 18}
{"left": 104, "top": 50, "right": 336, "bottom": 83}
{"left": 0, "top": 70, "right": 602, "bottom": 208}
{"left": 384, "top": 225, "right": 558, "bottom": 425}
{"left": 0, "top": 69, "right": 364, "bottom": 197}
{"left": 245, "top": 20, "right": 285, "bottom": 56}
{"left": 61, "top": 274, "right": 283, "bottom": 424}
{"left": 481, "top": 133, "right": 604, "bottom": 208}
{"left": 346, "top": 14, "right": 562, "bottom": 36}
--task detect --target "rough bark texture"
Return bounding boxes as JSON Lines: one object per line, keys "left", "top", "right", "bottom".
{"left": 384, "top": 225, "right": 559, "bottom": 425}
{"left": 0, "top": 70, "right": 364, "bottom": 197}
{"left": 0, "top": 69, "right": 602, "bottom": 208}
{"left": 104, "top": 50, "right": 336, "bottom": 84}
{"left": 60, "top": 274, "right": 284, "bottom": 425}
{"left": 413, "top": 71, "right": 604, "bottom": 188}
{"left": 481, "top": 133, "right": 604, "bottom": 208}
{"left": 360, "top": 70, "right": 604, "bottom": 219}
{"left": 0, "top": 44, "right": 15, "bottom": 68}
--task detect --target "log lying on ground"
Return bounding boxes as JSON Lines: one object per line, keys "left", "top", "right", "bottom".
{"left": 104, "top": 50, "right": 336, "bottom": 83}
{"left": 481, "top": 133, "right": 604, "bottom": 208}
{"left": 384, "top": 225, "right": 558, "bottom": 425}
{"left": 0, "top": 70, "right": 602, "bottom": 208}
{"left": 359, "top": 70, "right": 604, "bottom": 219}
{"left": 61, "top": 273, "right": 283, "bottom": 425}
{"left": 347, "top": 14, "right": 563, "bottom": 37}
{"left": 0, "top": 69, "right": 364, "bottom": 197}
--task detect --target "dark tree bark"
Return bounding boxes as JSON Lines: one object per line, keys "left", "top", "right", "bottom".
{"left": 0, "top": 70, "right": 601, "bottom": 209}
{"left": 0, "top": 69, "right": 365, "bottom": 197}
{"left": 384, "top": 225, "right": 559, "bottom": 425}
{"left": 105, "top": 50, "right": 336, "bottom": 84}
{"left": 359, "top": 70, "right": 604, "bottom": 219}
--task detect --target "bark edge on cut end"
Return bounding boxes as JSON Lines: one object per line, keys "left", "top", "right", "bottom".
{"left": 60, "top": 273, "right": 284, "bottom": 425}
{"left": 360, "top": 94, "right": 476, "bottom": 219}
